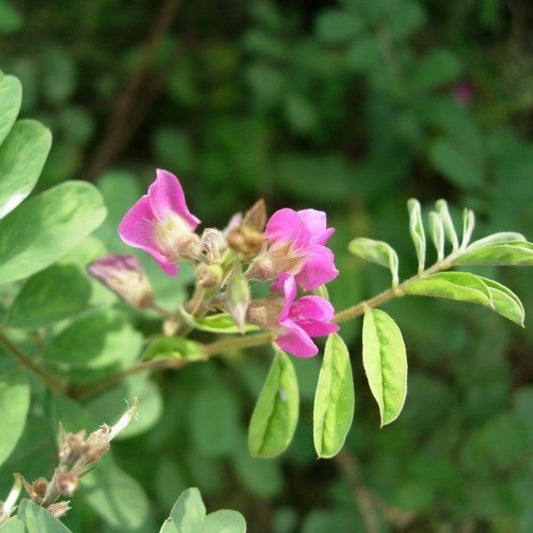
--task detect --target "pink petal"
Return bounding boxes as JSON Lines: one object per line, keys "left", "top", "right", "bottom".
{"left": 290, "top": 295, "right": 338, "bottom": 336}
{"left": 276, "top": 319, "right": 318, "bottom": 357}
{"left": 294, "top": 245, "right": 339, "bottom": 290}
{"left": 265, "top": 208, "right": 310, "bottom": 249}
{"left": 272, "top": 273, "right": 297, "bottom": 321}
{"left": 297, "top": 209, "right": 334, "bottom": 245}
{"left": 149, "top": 169, "right": 200, "bottom": 230}
{"left": 118, "top": 196, "right": 178, "bottom": 276}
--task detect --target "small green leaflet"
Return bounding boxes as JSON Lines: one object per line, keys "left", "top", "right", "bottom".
{"left": 142, "top": 335, "right": 205, "bottom": 362}
{"left": 461, "top": 208, "right": 475, "bottom": 249}
{"left": 180, "top": 306, "right": 259, "bottom": 334}
{"left": 478, "top": 277, "right": 525, "bottom": 327}
{"left": 435, "top": 199, "right": 459, "bottom": 251}
{"left": 455, "top": 241, "right": 533, "bottom": 266}
{"left": 362, "top": 309, "right": 407, "bottom": 427}
{"left": 429, "top": 211, "right": 445, "bottom": 261}
{"left": 16, "top": 500, "right": 72, "bottom": 533}
{"left": 348, "top": 237, "right": 399, "bottom": 286}
{"left": 407, "top": 198, "right": 426, "bottom": 273}
{"left": 248, "top": 350, "right": 299, "bottom": 458}
{"left": 159, "top": 487, "right": 246, "bottom": 533}
{"left": 404, "top": 272, "right": 493, "bottom": 307}
{"left": 0, "top": 71, "right": 22, "bottom": 145}
{"left": 313, "top": 333, "right": 355, "bottom": 458}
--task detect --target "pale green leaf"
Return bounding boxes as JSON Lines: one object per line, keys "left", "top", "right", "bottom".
{"left": 348, "top": 238, "right": 399, "bottom": 286}
{"left": 455, "top": 241, "right": 533, "bottom": 266}
{"left": 0, "top": 72, "right": 22, "bottom": 145}
{"left": 478, "top": 277, "right": 525, "bottom": 327}
{"left": 465, "top": 232, "right": 526, "bottom": 250}
{"left": 407, "top": 198, "right": 426, "bottom": 272}
{"left": 142, "top": 335, "right": 205, "bottom": 362}
{"left": 404, "top": 272, "right": 493, "bottom": 307}
{"left": 0, "top": 516, "right": 24, "bottom": 532}
{"left": 248, "top": 350, "right": 299, "bottom": 458}
{"left": 362, "top": 309, "right": 407, "bottom": 426}
{"left": 0, "top": 365, "right": 30, "bottom": 466}
{"left": 461, "top": 208, "right": 475, "bottom": 249}
{"left": 8, "top": 264, "right": 91, "bottom": 328}
{"left": 17, "top": 500, "right": 72, "bottom": 532}
{"left": 428, "top": 211, "right": 445, "bottom": 261}
{"left": 313, "top": 333, "right": 355, "bottom": 458}
{"left": 0, "top": 181, "right": 107, "bottom": 284}
{"left": 435, "top": 200, "right": 459, "bottom": 250}
{"left": 179, "top": 307, "right": 259, "bottom": 334}
{"left": 203, "top": 510, "right": 247, "bottom": 533}
{"left": 0, "top": 120, "right": 52, "bottom": 219}
{"left": 166, "top": 487, "right": 206, "bottom": 533}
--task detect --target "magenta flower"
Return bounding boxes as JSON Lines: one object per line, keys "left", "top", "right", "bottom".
{"left": 248, "top": 208, "right": 338, "bottom": 290}
{"left": 87, "top": 254, "right": 154, "bottom": 308}
{"left": 272, "top": 274, "right": 339, "bottom": 357}
{"left": 118, "top": 169, "right": 201, "bottom": 275}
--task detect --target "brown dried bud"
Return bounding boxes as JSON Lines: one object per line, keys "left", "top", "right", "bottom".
{"left": 246, "top": 244, "right": 304, "bottom": 282}
{"left": 246, "top": 296, "right": 285, "bottom": 331}
{"left": 227, "top": 225, "right": 265, "bottom": 257}
{"left": 56, "top": 473, "right": 79, "bottom": 497}
{"left": 174, "top": 233, "right": 201, "bottom": 261}
{"left": 47, "top": 501, "right": 71, "bottom": 519}
{"left": 58, "top": 430, "right": 88, "bottom": 469}
{"left": 32, "top": 478, "right": 48, "bottom": 500}
{"left": 242, "top": 199, "right": 267, "bottom": 231}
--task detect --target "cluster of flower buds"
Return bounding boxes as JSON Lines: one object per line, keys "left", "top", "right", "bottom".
{"left": 89, "top": 169, "right": 340, "bottom": 357}
{"left": 0, "top": 400, "right": 138, "bottom": 523}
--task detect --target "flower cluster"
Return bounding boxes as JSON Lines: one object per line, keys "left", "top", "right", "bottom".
{"left": 90, "top": 169, "right": 339, "bottom": 357}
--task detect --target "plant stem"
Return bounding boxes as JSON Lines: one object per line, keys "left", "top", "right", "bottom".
{"left": 0, "top": 330, "right": 64, "bottom": 395}
{"left": 75, "top": 253, "right": 459, "bottom": 397}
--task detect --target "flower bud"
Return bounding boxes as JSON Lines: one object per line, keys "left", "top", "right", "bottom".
{"left": 174, "top": 233, "right": 201, "bottom": 262}
{"left": 199, "top": 228, "right": 227, "bottom": 264}
{"left": 242, "top": 199, "right": 267, "bottom": 231}
{"left": 226, "top": 264, "right": 250, "bottom": 333}
{"left": 87, "top": 254, "right": 154, "bottom": 308}
{"left": 246, "top": 296, "right": 285, "bottom": 331}
{"left": 56, "top": 473, "right": 79, "bottom": 497}
{"left": 246, "top": 244, "right": 303, "bottom": 282}
{"left": 47, "top": 501, "right": 71, "bottom": 519}
{"left": 195, "top": 264, "right": 223, "bottom": 289}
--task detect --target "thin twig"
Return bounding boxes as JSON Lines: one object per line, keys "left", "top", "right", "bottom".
{"left": 84, "top": 0, "right": 182, "bottom": 179}
{"left": 0, "top": 330, "right": 64, "bottom": 395}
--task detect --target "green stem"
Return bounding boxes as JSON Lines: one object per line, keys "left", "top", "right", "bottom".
{"left": 75, "top": 252, "right": 460, "bottom": 398}
{"left": 0, "top": 330, "right": 64, "bottom": 395}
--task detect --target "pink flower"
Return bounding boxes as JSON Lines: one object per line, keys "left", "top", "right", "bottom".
{"left": 118, "top": 169, "right": 201, "bottom": 275}
{"left": 248, "top": 208, "right": 338, "bottom": 290}
{"left": 272, "top": 274, "right": 338, "bottom": 357}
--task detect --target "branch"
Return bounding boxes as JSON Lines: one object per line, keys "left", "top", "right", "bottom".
{"left": 84, "top": 0, "right": 182, "bottom": 179}
{"left": 0, "top": 330, "right": 65, "bottom": 395}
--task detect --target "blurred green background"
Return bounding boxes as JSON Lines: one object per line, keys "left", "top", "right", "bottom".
{"left": 1, "top": 0, "right": 533, "bottom": 531}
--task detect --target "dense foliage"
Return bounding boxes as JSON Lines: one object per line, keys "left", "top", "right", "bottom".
{"left": 1, "top": 0, "right": 532, "bottom": 531}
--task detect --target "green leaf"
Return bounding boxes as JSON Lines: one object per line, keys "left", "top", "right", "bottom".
{"left": 348, "top": 238, "right": 399, "bottom": 286}
{"left": 190, "top": 383, "right": 240, "bottom": 457}
{"left": 142, "top": 335, "right": 205, "bottom": 362}
{"left": 315, "top": 9, "right": 363, "bottom": 45}
{"left": 465, "top": 231, "right": 526, "bottom": 250}
{"left": 16, "top": 499, "right": 72, "bottom": 532}
{"left": 164, "top": 487, "right": 206, "bottom": 533}
{"left": 203, "top": 510, "right": 246, "bottom": 533}
{"left": 478, "top": 277, "right": 525, "bottom": 327}
{"left": 0, "top": 365, "right": 30, "bottom": 466}
{"left": 0, "top": 72, "right": 22, "bottom": 145}
{"left": 0, "top": 516, "right": 24, "bottom": 532}
{"left": 407, "top": 199, "right": 426, "bottom": 272}
{"left": 455, "top": 241, "right": 533, "bottom": 266}
{"left": 313, "top": 333, "right": 355, "bottom": 458}
{"left": 0, "top": 181, "right": 107, "bottom": 284}
{"left": 362, "top": 309, "right": 407, "bottom": 426}
{"left": 0, "top": 120, "right": 51, "bottom": 219}
{"left": 404, "top": 272, "right": 493, "bottom": 308}
{"left": 8, "top": 264, "right": 91, "bottom": 329}
{"left": 461, "top": 208, "right": 475, "bottom": 248}
{"left": 179, "top": 307, "right": 259, "bottom": 334}
{"left": 435, "top": 200, "right": 459, "bottom": 250}
{"left": 429, "top": 211, "right": 445, "bottom": 261}
{"left": 44, "top": 310, "right": 142, "bottom": 371}
{"left": 248, "top": 350, "right": 299, "bottom": 458}
{"left": 82, "top": 458, "right": 150, "bottom": 531}
{"left": 411, "top": 49, "right": 461, "bottom": 91}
